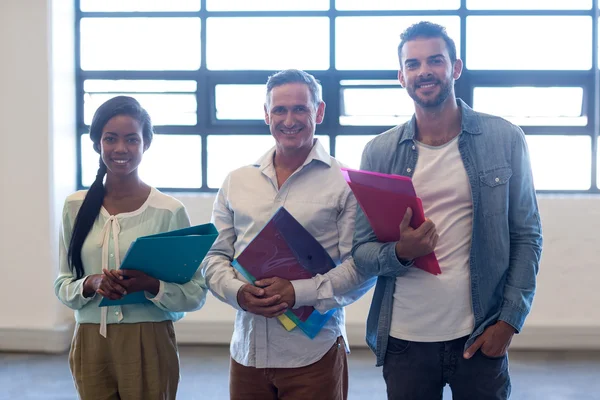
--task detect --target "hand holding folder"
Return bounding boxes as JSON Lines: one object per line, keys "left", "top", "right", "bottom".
{"left": 341, "top": 168, "right": 441, "bottom": 275}
{"left": 232, "top": 207, "right": 337, "bottom": 339}
{"left": 99, "top": 223, "right": 218, "bottom": 307}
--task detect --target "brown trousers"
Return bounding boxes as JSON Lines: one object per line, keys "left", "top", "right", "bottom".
{"left": 69, "top": 321, "right": 180, "bottom": 400}
{"left": 230, "top": 336, "right": 348, "bottom": 400}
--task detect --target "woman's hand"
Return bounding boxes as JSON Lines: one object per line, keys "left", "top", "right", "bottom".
{"left": 82, "top": 272, "right": 127, "bottom": 299}
{"left": 104, "top": 269, "right": 160, "bottom": 296}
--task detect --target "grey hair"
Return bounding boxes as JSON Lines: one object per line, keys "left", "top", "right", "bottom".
{"left": 265, "top": 69, "right": 322, "bottom": 107}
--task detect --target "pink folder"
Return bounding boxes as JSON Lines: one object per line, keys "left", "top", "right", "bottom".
{"left": 343, "top": 168, "right": 417, "bottom": 197}
{"left": 342, "top": 168, "right": 441, "bottom": 275}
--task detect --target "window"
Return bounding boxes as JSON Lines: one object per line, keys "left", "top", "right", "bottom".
{"left": 206, "top": 17, "right": 329, "bottom": 71}
{"left": 335, "top": 135, "right": 376, "bottom": 169}
{"left": 81, "top": 134, "right": 203, "bottom": 188}
{"left": 340, "top": 80, "right": 414, "bottom": 126}
{"left": 527, "top": 136, "right": 591, "bottom": 190}
{"left": 215, "top": 85, "right": 266, "bottom": 121}
{"left": 207, "top": 135, "right": 274, "bottom": 188}
{"left": 467, "top": 0, "right": 592, "bottom": 10}
{"left": 215, "top": 82, "right": 324, "bottom": 121}
{"left": 80, "top": 18, "right": 201, "bottom": 71}
{"left": 466, "top": 16, "right": 592, "bottom": 70}
{"left": 336, "top": 16, "right": 460, "bottom": 70}
{"left": 80, "top": 0, "right": 201, "bottom": 12}
{"left": 84, "top": 80, "right": 198, "bottom": 126}
{"left": 207, "top": 0, "right": 329, "bottom": 11}
{"left": 336, "top": 0, "right": 460, "bottom": 10}
{"left": 76, "top": 4, "right": 600, "bottom": 193}
{"left": 472, "top": 87, "right": 586, "bottom": 126}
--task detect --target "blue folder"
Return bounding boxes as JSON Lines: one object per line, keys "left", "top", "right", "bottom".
{"left": 99, "top": 223, "right": 218, "bottom": 307}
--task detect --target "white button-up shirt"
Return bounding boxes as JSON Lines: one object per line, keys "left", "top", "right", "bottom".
{"left": 202, "top": 139, "right": 375, "bottom": 368}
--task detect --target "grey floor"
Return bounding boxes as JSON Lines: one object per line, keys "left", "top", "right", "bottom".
{"left": 1, "top": 346, "right": 599, "bottom": 400}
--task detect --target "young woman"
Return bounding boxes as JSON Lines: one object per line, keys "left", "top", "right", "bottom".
{"left": 54, "top": 96, "right": 206, "bottom": 399}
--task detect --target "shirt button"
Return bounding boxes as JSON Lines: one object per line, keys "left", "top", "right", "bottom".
{"left": 407, "top": 168, "right": 412, "bottom": 173}
{"left": 495, "top": 177, "right": 500, "bottom": 182}
{"left": 115, "top": 311, "right": 120, "bottom": 316}
{"left": 412, "top": 145, "right": 416, "bottom": 150}
{"left": 110, "top": 254, "right": 114, "bottom": 258}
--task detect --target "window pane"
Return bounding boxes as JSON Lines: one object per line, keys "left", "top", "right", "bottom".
{"left": 467, "top": 0, "right": 591, "bottom": 9}
{"left": 216, "top": 85, "right": 265, "bottom": 120}
{"left": 336, "top": 16, "right": 460, "bottom": 70}
{"left": 216, "top": 83, "right": 324, "bottom": 120}
{"left": 467, "top": 17, "right": 592, "bottom": 70}
{"left": 207, "top": 135, "right": 330, "bottom": 188}
{"left": 341, "top": 81, "right": 414, "bottom": 126}
{"left": 526, "top": 135, "right": 591, "bottom": 190}
{"left": 207, "top": 135, "right": 274, "bottom": 188}
{"left": 80, "top": 0, "right": 201, "bottom": 11}
{"left": 80, "top": 18, "right": 201, "bottom": 71}
{"left": 207, "top": 0, "right": 328, "bottom": 11}
{"left": 81, "top": 134, "right": 202, "bottom": 188}
{"left": 84, "top": 80, "right": 198, "bottom": 126}
{"left": 84, "top": 94, "right": 197, "bottom": 126}
{"left": 207, "top": 18, "right": 329, "bottom": 70}
{"left": 335, "top": 135, "right": 376, "bottom": 169}
{"left": 84, "top": 80, "right": 197, "bottom": 92}
{"left": 336, "top": 0, "right": 459, "bottom": 10}
{"left": 473, "top": 87, "right": 586, "bottom": 126}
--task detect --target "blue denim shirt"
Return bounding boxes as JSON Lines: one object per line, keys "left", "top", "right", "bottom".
{"left": 352, "top": 99, "right": 543, "bottom": 367}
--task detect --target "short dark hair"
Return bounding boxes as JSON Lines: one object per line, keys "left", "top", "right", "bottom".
{"left": 397, "top": 21, "right": 457, "bottom": 68}
{"left": 265, "top": 69, "right": 322, "bottom": 107}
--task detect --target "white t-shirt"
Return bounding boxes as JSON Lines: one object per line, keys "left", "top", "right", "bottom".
{"left": 390, "top": 135, "right": 475, "bottom": 342}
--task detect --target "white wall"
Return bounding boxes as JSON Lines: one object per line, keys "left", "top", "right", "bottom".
{"left": 0, "top": 0, "right": 598, "bottom": 353}
{"left": 0, "top": 0, "right": 76, "bottom": 352}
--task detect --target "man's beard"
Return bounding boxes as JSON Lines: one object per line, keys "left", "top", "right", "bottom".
{"left": 407, "top": 79, "right": 453, "bottom": 108}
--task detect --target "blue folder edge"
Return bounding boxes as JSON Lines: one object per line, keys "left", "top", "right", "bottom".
{"left": 98, "top": 223, "right": 218, "bottom": 307}
{"left": 232, "top": 252, "right": 336, "bottom": 339}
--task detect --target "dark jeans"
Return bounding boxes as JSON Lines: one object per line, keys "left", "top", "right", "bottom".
{"left": 383, "top": 335, "right": 511, "bottom": 400}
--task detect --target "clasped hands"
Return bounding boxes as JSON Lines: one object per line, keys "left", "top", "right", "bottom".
{"left": 236, "top": 277, "right": 296, "bottom": 318}
{"left": 83, "top": 269, "right": 160, "bottom": 299}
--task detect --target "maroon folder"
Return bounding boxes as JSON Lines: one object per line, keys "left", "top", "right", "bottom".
{"left": 342, "top": 168, "right": 441, "bottom": 275}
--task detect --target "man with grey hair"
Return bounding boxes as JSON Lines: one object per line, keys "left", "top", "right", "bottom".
{"left": 202, "top": 69, "right": 375, "bottom": 400}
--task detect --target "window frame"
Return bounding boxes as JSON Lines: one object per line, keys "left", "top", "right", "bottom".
{"left": 75, "top": 0, "right": 600, "bottom": 193}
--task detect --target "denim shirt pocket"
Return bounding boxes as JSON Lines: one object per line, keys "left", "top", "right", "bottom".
{"left": 479, "top": 166, "right": 512, "bottom": 216}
